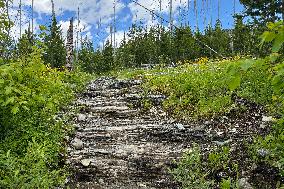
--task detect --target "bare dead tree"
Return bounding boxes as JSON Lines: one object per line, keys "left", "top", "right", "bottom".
{"left": 282, "top": 0, "right": 284, "bottom": 20}
{"left": 113, "top": 0, "right": 116, "bottom": 49}
{"left": 76, "top": 6, "right": 80, "bottom": 60}
{"left": 159, "top": 0, "right": 162, "bottom": 25}
{"left": 51, "top": 0, "right": 55, "bottom": 17}
{"left": 31, "top": 0, "right": 34, "bottom": 35}
{"left": 110, "top": 25, "right": 113, "bottom": 47}
{"left": 218, "top": 0, "right": 220, "bottom": 20}
{"left": 66, "top": 18, "right": 74, "bottom": 71}
{"left": 169, "top": 0, "right": 173, "bottom": 34}
{"left": 194, "top": 0, "right": 198, "bottom": 30}
{"left": 19, "top": 0, "right": 22, "bottom": 37}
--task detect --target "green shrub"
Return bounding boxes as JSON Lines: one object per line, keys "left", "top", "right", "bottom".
{"left": 170, "top": 145, "right": 214, "bottom": 189}
{"left": 0, "top": 47, "right": 91, "bottom": 188}
{"left": 142, "top": 59, "right": 271, "bottom": 119}
{"left": 171, "top": 145, "right": 239, "bottom": 189}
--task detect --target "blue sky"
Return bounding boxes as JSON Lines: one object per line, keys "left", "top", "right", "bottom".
{"left": 10, "top": 0, "right": 244, "bottom": 49}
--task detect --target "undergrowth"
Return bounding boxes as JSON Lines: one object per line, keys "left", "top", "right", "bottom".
{"left": 0, "top": 47, "right": 92, "bottom": 188}
{"left": 114, "top": 21, "right": 284, "bottom": 189}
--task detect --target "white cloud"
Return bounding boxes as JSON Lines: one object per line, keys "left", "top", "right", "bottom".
{"left": 128, "top": 0, "right": 189, "bottom": 23}
{"left": 8, "top": 4, "right": 39, "bottom": 40}
{"left": 13, "top": 0, "right": 125, "bottom": 25}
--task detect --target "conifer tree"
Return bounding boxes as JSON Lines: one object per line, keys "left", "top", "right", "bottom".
{"left": 211, "top": 20, "right": 230, "bottom": 57}
{"left": 240, "top": 0, "right": 283, "bottom": 24}
{"left": 17, "top": 25, "right": 34, "bottom": 57}
{"left": 78, "top": 37, "right": 96, "bottom": 73}
{"left": 43, "top": 0, "right": 66, "bottom": 68}
{"left": 0, "top": 0, "right": 13, "bottom": 62}
{"left": 101, "top": 40, "right": 113, "bottom": 72}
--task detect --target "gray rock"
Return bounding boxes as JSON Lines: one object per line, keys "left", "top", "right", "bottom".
{"left": 259, "top": 123, "right": 266, "bottom": 129}
{"left": 204, "top": 121, "right": 211, "bottom": 125}
{"left": 72, "top": 138, "right": 84, "bottom": 150}
{"left": 257, "top": 148, "right": 270, "bottom": 157}
{"left": 229, "top": 128, "right": 237, "bottom": 133}
{"left": 238, "top": 178, "right": 253, "bottom": 189}
{"left": 213, "top": 139, "right": 232, "bottom": 146}
{"left": 98, "top": 179, "right": 104, "bottom": 184}
{"left": 81, "top": 159, "right": 92, "bottom": 167}
{"left": 175, "top": 123, "right": 185, "bottom": 130}
{"left": 78, "top": 114, "right": 87, "bottom": 121}
{"left": 262, "top": 116, "right": 273, "bottom": 122}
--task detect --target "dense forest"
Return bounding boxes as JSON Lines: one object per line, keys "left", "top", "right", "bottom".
{"left": 0, "top": 0, "right": 284, "bottom": 188}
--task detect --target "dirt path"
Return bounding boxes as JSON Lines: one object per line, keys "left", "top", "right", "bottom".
{"left": 66, "top": 77, "right": 270, "bottom": 189}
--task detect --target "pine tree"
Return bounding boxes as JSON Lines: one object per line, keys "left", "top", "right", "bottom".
{"left": 43, "top": 1, "right": 66, "bottom": 68}
{"left": 240, "top": 0, "right": 283, "bottom": 24}
{"left": 0, "top": 0, "right": 13, "bottom": 62}
{"left": 211, "top": 20, "right": 230, "bottom": 57}
{"left": 17, "top": 25, "right": 35, "bottom": 57}
{"left": 173, "top": 26, "right": 198, "bottom": 61}
{"left": 101, "top": 40, "right": 113, "bottom": 72}
{"left": 78, "top": 37, "right": 96, "bottom": 73}
{"left": 232, "top": 15, "right": 251, "bottom": 55}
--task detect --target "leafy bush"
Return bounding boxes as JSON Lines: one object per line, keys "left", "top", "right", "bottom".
{"left": 170, "top": 145, "right": 214, "bottom": 189}
{"left": 142, "top": 58, "right": 271, "bottom": 119}
{"left": 171, "top": 145, "right": 239, "bottom": 189}
{"left": 0, "top": 47, "right": 91, "bottom": 188}
{"left": 250, "top": 21, "right": 284, "bottom": 178}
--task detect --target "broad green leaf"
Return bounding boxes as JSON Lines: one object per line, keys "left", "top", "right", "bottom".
{"left": 6, "top": 150, "right": 10, "bottom": 157}
{"left": 46, "top": 102, "right": 54, "bottom": 109}
{"left": 4, "top": 86, "right": 13, "bottom": 95}
{"left": 19, "top": 101, "right": 28, "bottom": 105}
{"left": 260, "top": 31, "right": 276, "bottom": 47}
{"left": 0, "top": 79, "right": 4, "bottom": 84}
{"left": 3, "top": 96, "right": 15, "bottom": 106}
{"left": 13, "top": 88, "right": 22, "bottom": 94}
{"left": 264, "top": 31, "right": 277, "bottom": 42}
{"left": 266, "top": 22, "right": 275, "bottom": 29}
{"left": 240, "top": 59, "right": 255, "bottom": 71}
{"left": 228, "top": 75, "right": 241, "bottom": 91}
{"left": 11, "top": 106, "right": 19, "bottom": 115}
{"left": 269, "top": 53, "right": 280, "bottom": 63}
{"left": 272, "top": 34, "right": 284, "bottom": 52}
{"left": 22, "top": 106, "right": 30, "bottom": 111}
{"left": 226, "top": 64, "right": 238, "bottom": 75}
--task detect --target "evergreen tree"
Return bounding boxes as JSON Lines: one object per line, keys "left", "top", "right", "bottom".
{"left": 116, "top": 32, "right": 135, "bottom": 68}
{"left": 159, "top": 27, "right": 172, "bottom": 64}
{"left": 0, "top": 0, "right": 13, "bottom": 63}
{"left": 211, "top": 20, "right": 230, "bottom": 57}
{"left": 202, "top": 25, "right": 215, "bottom": 57}
{"left": 101, "top": 40, "right": 113, "bottom": 72}
{"left": 173, "top": 26, "right": 198, "bottom": 61}
{"left": 232, "top": 15, "right": 252, "bottom": 55}
{"left": 43, "top": 7, "right": 66, "bottom": 68}
{"left": 78, "top": 37, "right": 96, "bottom": 73}
{"left": 240, "top": 0, "right": 283, "bottom": 24}
{"left": 17, "top": 25, "right": 34, "bottom": 57}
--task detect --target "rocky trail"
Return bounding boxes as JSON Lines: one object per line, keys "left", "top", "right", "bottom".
{"left": 65, "top": 77, "right": 275, "bottom": 189}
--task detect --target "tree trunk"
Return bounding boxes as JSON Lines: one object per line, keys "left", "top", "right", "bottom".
{"left": 66, "top": 18, "right": 74, "bottom": 71}
{"left": 31, "top": 0, "right": 34, "bottom": 35}
{"left": 282, "top": 0, "right": 284, "bottom": 20}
